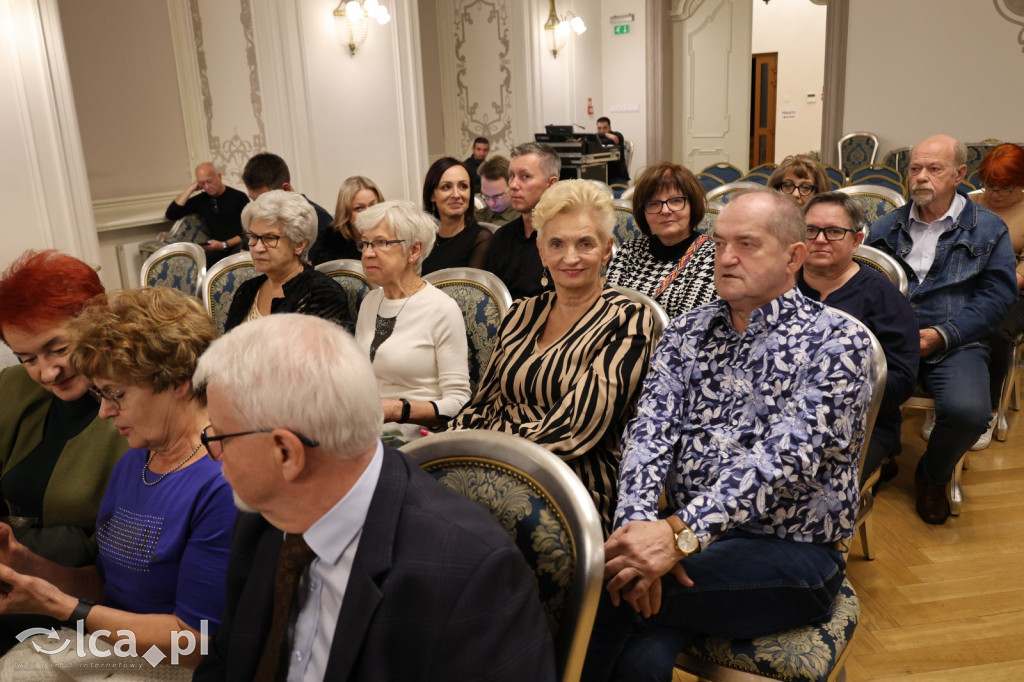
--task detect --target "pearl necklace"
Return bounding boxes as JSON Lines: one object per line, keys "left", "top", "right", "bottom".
{"left": 142, "top": 443, "right": 201, "bottom": 486}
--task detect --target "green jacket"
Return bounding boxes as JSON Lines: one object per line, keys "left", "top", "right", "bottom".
{"left": 0, "top": 366, "right": 126, "bottom": 565}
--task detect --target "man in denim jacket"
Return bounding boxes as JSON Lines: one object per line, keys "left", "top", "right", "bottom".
{"left": 867, "top": 134, "right": 1017, "bottom": 525}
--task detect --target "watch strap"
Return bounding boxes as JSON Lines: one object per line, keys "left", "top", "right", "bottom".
{"left": 64, "top": 598, "right": 96, "bottom": 629}
{"left": 665, "top": 514, "right": 685, "bottom": 535}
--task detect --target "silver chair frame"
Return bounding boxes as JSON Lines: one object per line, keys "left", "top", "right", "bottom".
{"left": 609, "top": 284, "right": 670, "bottom": 342}
{"left": 423, "top": 266, "right": 512, "bottom": 317}
{"left": 139, "top": 241, "right": 207, "bottom": 296}
{"left": 200, "top": 251, "right": 255, "bottom": 331}
{"left": 401, "top": 430, "right": 604, "bottom": 682}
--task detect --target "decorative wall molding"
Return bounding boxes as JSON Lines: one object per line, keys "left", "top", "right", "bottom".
{"left": 671, "top": 0, "right": 705, "bottom": 22}
{"left": 93, "top": 192, "right": 178, "bottom": 232}
{"left": 993, "top": 0, "right": 1024, "bottom": 51}
{"left": 188, "top": 0, "right": 266, "bottom": 182}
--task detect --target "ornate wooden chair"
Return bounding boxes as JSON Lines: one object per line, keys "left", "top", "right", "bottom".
{"left": 835, "top": 184, "right": 905, "bottom": 225}
{"left": 140, "top": 242, "right": 206, "bottom": 298}
{"left": 200, "top": 252, "right": 257, "bottom": 334}
{"left": 837, "top": 132, "right": 879, "bottom": 177}
{"left": 705, "top": 181, "right": 763, "bottom": 206}
{"left": 402, "top": 430, "right": 604, "bottom": 682}
{"left": 611, "top": 205, "right": 643, "bottom": 246}
{"left": 314, "top": 258, "right": 376, "bottom": 323}
{"left": 423, "top": 267, "right": 512, "bottom": 396}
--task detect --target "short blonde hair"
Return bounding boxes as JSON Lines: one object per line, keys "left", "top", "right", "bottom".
{"left": 532, "top": 180, "right": 614, "bottom": 243}
{"left": 67, "top": 287, "right": 216, "bottom": 397}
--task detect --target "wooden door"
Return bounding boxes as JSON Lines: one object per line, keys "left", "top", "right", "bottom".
{"left": 749, "top": 52, "right": 777, "bottom": 168}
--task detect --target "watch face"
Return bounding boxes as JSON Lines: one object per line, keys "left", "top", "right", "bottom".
{"left": 677, "top": 529, "right": 698, "bottom": 554}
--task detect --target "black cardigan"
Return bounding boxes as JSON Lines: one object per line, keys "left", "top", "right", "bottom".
{"left": 224, "top": 265, "right": 353, "bottom": 333}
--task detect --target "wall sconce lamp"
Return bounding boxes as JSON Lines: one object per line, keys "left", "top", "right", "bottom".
{"left": 544, "top": 0, "right": 586, "bottom": 59}
{"left": 334, "top": 0, "right": 391, "bottom": 56}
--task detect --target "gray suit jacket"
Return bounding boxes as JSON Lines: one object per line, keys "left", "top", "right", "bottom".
{"left": 193, "top": 446, "right": 555, "bottom": 681}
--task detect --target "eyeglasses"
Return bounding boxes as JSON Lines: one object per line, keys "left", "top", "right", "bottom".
{"left": 356, "top": 238, "right": 405, "bottom": 252}
{"left": 984, "top": 185, "right": 1019, "bottom": 197}
{"left": 806, "top": 226, "right": 857, "bottom": 242}
{"left": 89, "top": 385, "right": 127, "bottom": 410}
{"left": 778, "top": 181, "right": 816, "bottom": 196}
{"left": 245, "top": 232, "right": 283, "bottom": 248}
{"left": 643, "top": 196, "right": 688, "bottom": 215}
{"left": 482, "top": 189, "right": 509, "bottom": 202}
{"left": 200, "top": 425, "right": 320, "bottom": 461}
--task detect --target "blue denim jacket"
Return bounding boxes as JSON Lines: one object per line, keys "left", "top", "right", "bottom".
{"left": 867, "top": 188, "right": 1017, "bottom": 361}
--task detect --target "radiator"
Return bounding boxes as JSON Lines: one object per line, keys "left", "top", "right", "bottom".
{"left": 116, "top": 241, "right": 146, "bottom": 289}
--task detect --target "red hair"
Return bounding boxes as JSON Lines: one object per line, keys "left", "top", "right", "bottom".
{"left": 0, "top": 250, "right": 105, "bottom": 340}
{"left": 978, "top": 143, "right": 1024, "bottom": 187}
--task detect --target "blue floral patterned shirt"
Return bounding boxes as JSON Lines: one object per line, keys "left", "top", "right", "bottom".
{"left": 615, "top": 287, "right": 872, "bottom": 547}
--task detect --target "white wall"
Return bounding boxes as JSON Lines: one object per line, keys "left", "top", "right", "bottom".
{"left": 599, "top": 1, "right": 647, "bottom": 174}
{"left": 844, "top": 0, "right": 1024, "bottom": 159}
{"left": 751, "top": 0, "right": 825, "bottom": 159}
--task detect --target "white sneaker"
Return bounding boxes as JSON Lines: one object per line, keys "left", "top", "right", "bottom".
{"left": 921, "top": 410, "right": 935, "bottom": 441}
{"left": 971, "top": 414, "right": 998, "bottom": 451}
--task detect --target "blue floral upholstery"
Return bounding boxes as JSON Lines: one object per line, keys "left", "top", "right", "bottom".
{"left": 143, "top": 248, "right": 203, "bottom": 297}
{"left": 882, "top": 147, "right": 911, "bottom": 185}
{"left": 698, "top": 173, "right": 725, "bottom": 193}
{"left": 706, "top": 181, "right": 763, "bottom": 206}
{"left": 824, "top": 165, "right": 844, "bottom": 191}
{"left": 204, "top": 258, "right": 258, "bottom": 334}
{"left": 700, "top": 163, "right": 743, "bottom": 184}
{"left": 849, "top": 174, "right": 904, "bottom": 196}
{"left": 838, "top": 133, "right": 878, "bottom": 177}
{"left": 849, "top": 165, "right": 903, "bottom": 187}
{"left": 836, "top": 185, "right": 905, "bottom": 226}
{"left": 431, "top": 279, "right": 504, "bottom": 395}
{"left": 695, "top": 205, "right": 720, "bottom": 235}
{"left": 739, "top": 172, "right": 770, "bottom": 186}
{"left": 139, "top": 215, "right": 209, "bottom": 260}
{"left": 676, "top": 577, "right": 859, "bottom": 682}
{"left": 420, "top": 457, "right": 575, "bottom": 637}
{"left": 612, "top": 207, "right": 642, "bottom": 247}
{"left": 314, "top": 259, "right": 374, "bottom": 322}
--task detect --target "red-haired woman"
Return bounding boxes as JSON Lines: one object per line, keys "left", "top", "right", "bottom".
{"left": 0, "top": 251, "right": 126, "bottom": 566}
{"left": 971, "top": 143, "right": 1024, "bottom": 448}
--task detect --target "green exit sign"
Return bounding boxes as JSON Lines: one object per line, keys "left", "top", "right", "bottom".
{"left": 613, "top": 24, "right": 630, "bottom": 35}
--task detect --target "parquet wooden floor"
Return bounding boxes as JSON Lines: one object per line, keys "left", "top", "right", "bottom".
{"left": 675, "top": 404, "right": 1024, "bottom": 681}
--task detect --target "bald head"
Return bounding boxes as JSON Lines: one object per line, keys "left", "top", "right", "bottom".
{"left": 195, "top": 162, "right": 226, "bottom": 197}
{"left": 908, "top": 135, "right": 966, "bottom": 215}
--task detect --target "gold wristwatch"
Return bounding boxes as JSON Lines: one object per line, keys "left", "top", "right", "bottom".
{"left": 666, "top": 515, "right": 699, "bottom": 556}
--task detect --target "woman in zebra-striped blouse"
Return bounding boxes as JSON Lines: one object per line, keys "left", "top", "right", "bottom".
{"left": 446, "top": 180, "right": 654, "bottom": 534}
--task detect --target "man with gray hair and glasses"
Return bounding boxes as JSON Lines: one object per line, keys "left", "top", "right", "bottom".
{"left": 867, "top": 134, "right": 1017, "bottom": 524}
{"left": 486, "top": 142, "right": 560, "bottom": 299}
{"left": 192, "top": 314, "right": 554, "bottom": 681}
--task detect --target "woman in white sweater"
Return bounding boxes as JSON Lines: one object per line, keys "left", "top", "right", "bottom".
{"left": 354, "top": 201, "right": 471, "bottom": 440}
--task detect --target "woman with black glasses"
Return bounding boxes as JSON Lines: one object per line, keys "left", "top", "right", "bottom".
{"left": 768, "top": 154, "right": 830, "bottom": 208}
{"left": 224, "top": 190, "right": 350, "bottom": 332}
{"left": 0, "top": 287, "right": 235, "bottom": 674}
{"left": 606, "top": 162, "right": 718, "bottom": 318}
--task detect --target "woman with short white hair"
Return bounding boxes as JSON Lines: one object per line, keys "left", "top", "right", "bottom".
{"left": 225, "top": 189, "right": 350, "bottom": 332}
{"left": 354, "top": 201, "right": 471, "bottom": 440}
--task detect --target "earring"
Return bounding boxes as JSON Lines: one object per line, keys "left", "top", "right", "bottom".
{"left": 540, "top": 267, "right": 550, "bottom": 288}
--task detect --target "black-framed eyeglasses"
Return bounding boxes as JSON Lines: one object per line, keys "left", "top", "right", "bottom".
{"left": 482, "top": 189, "right": 509, "bottom": 202}
{"left": 245, "top": 232, "right": 283, "bottom": 248}
{"left": 356, "top": 238, "right": 405, "bottom": 252}
{"left": 984, "top": 185, "right": 1018, "bottom": 197}
{"left": 643, "top": 196, "right": 688, "bottom": 215}
{"left": 779, "top": 181, "right": 816, "bottom": 196}
{"left": 200, "top": 425, "right": 320, "bottom": 461}
{"left": 89, "top": 385, "right": 126, "bottom": 410}
{"left": 806, "top": 226, "right": 856, "bottom": 242}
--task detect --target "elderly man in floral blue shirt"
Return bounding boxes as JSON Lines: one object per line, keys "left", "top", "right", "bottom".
{"left": 581, "top": 190, "right": 874, "bottom": 682}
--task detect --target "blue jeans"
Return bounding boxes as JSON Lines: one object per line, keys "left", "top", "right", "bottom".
{"left": 580, "top": 530, "right": 846, "bottom": 682}
{"left": 919, "top": 345, "right": 991, "bottom": 484}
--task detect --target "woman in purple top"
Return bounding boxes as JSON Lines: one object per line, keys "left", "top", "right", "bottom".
{"left": 0, "top": 287, "right": 235, "bottom": 672}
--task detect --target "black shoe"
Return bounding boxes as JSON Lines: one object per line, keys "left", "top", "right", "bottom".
{"left": 872, "top": 458, "right": 899, "bottom": 495}
{"left": 914, "top": 459, "right": 950, "bottom": 525}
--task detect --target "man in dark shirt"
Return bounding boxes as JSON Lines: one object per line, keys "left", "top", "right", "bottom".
{"left": 463, "top": 137, "right": 489, "bottom": 196}
{"left": 597, "top": 117, "right": 630, "bottom": 187}
{"left": 476, "top": 155, "right": 519, "bottom": 226}
{"left": 797, "top": 192, "right": 918, "bottom": 485}
{"left": 241, "top": 152, "right": 335, "bottom": 264}
{"left": 165, "top": 162, "right": 249, "bottom": 266}
{"left": 486, "top": 142, "right": 559, "bottom": 300}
